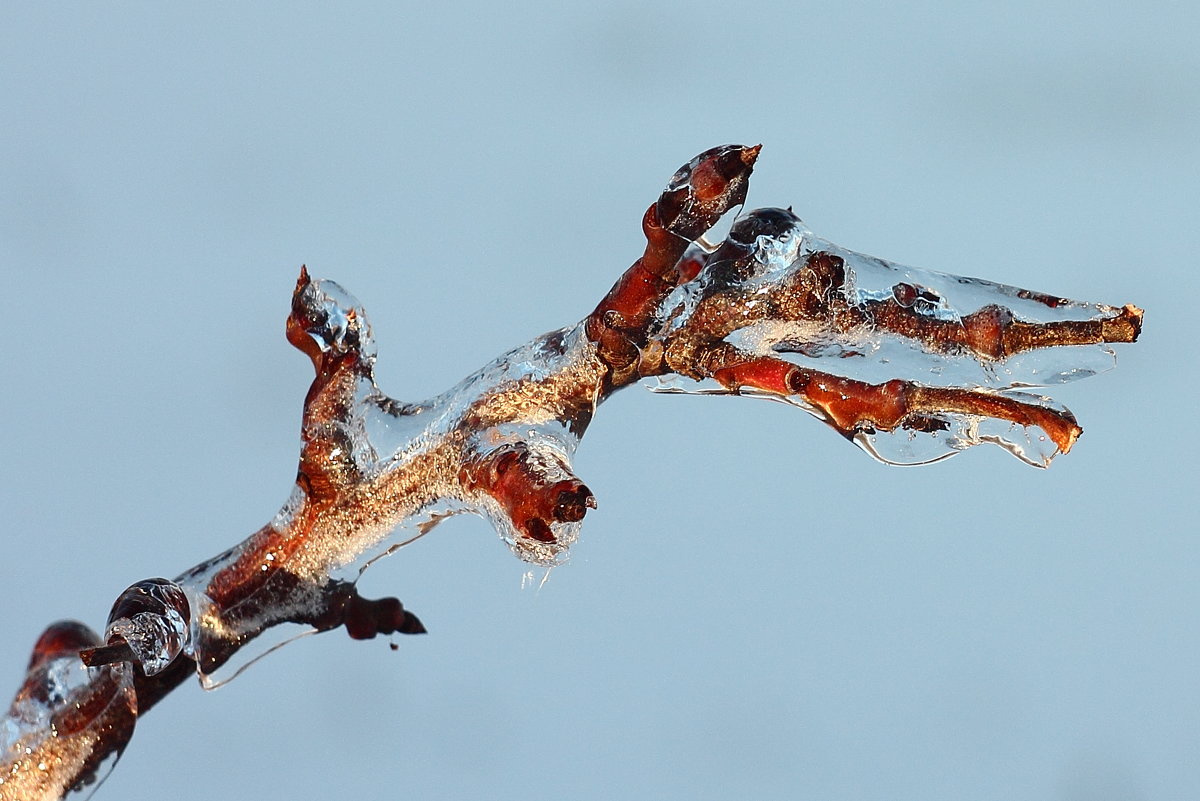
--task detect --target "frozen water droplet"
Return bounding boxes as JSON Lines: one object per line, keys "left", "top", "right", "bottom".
{"left": 106, "top": 612, "right": 186, "bottom": 676}
{"left": 102, "top": 579, "right": 190, "bottom": 676}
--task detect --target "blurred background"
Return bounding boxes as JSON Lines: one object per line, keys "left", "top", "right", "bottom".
{"left": 1, "top": 2, "right": 1196, "bottom": 799}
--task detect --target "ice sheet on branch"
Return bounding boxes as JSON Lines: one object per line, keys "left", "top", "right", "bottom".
{"left": 647, "top": 210, "right": 1139, "bottom": 466}
{"left": 166, "top": 275, "right": 602, "bottom": 686}
{"left": 1, "top": 623, "right": 136, "bottom": 800}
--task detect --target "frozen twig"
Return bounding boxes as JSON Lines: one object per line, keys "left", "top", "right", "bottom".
{"left": 0, "top": 146, "right": 1141, "bottom": 800}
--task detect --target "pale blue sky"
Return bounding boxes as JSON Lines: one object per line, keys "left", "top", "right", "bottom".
{"left": 2, "top": 3, "right": 1197, "bottom": 799}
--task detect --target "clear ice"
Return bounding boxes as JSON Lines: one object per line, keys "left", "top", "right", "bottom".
{"left": 173, "top": 276, "right": 602, "bottom": 687}
{"left": 1, "top": 624, "right": 136, "bottom": 800}
{"left": 649, "top": 213, "right": 1131, "bottom": 467}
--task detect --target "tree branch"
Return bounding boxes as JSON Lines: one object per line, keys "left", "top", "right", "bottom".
{"left": 0, "top": 146, "right": 1141, "bottom": 800}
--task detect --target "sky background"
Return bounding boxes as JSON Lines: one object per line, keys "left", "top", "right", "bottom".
{"left": 2, "top": 3, "right": 1197, "bottom": 799}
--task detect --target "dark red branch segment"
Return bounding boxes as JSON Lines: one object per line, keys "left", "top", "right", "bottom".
{"left": 586, "top": 145, "right": 760, "bottom": 388}
{"left": 859, "top": 292, "right": 1143, "bottom": 360}
{"left": 707, "top": 353, "right": 1082, "bottom": 453}
{"left": 460, "top": 444, "right": 597, "bottom": 545}
{"left": 309, "top": 582, "right": 428, "bottom": 640}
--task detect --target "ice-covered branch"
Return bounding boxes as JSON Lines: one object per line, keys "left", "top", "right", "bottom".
{"left": 0, "top": 146, "right": 1141, "bottom": 800}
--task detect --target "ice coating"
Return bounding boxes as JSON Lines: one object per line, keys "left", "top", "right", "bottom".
{"left": 286, "top": 275, "right": 377, "bottom": 361}
{"left": 81, "top": 579, "right": 193, "bottom": 678}
{"left": 647, "top": 207, "right": 1141, "bottom": 467}
{"left": 2, "top": 623, "right": 137, "bottom": 800}
{"left": 781, "top": 232, "right": 1119, "bottom": 388}
{"left": 659, "top": 213, "right": 1129, "bottom": 389}
{"left": 1, "top": 145, "right": 1142, "bottom": 799}
{"left": 173, "top": 278, "right": 604, "bottom": 685}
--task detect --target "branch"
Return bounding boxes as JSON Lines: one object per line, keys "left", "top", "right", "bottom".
{"left": 0, "top": 146, "right": 1141, "bottom": 800}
